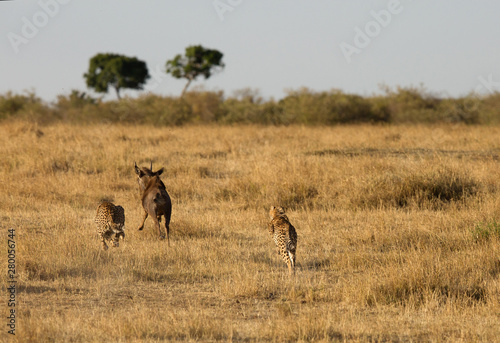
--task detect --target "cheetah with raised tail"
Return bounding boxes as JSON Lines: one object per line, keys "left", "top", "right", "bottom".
{"left": 95, "top": 201, "right": 125, "bottom": 250}
{"left": 268, "top": 206, "right": 298, "bottom": 275}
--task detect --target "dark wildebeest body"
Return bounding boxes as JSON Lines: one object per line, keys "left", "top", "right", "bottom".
{"left": 134, "top": 163, "right": 172, "bottom": 243}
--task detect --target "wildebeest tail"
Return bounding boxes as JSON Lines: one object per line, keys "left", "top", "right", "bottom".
{"left": 154, "top": 192, "right": 168, "bottom": 207}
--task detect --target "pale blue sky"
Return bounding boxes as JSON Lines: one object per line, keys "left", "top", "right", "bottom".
{"left": 1, "top": 0, "right": 499, "bottom": 101}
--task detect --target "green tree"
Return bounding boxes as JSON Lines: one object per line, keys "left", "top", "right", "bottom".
{"left": 84, "top": 53, "right": 150, "bottom": 99}
{"left": 166, "top": 45, "right": 225, "bottom": 97}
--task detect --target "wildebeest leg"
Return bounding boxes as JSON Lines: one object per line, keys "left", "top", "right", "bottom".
{"left": 163, "top": 212, "right": 171, "bottom": 246}
{"left": 137, "top": 210, "right": 148, "bottom": 231}
{"left": 165, "top": 221, "right": 170, "bottom": 246}
{"left": 151, "top": 215, "right": 164, "bottom": 240}
{"left": 157, "top": 215, "right": 169, "bottom": 244}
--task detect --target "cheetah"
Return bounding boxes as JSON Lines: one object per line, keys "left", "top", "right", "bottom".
{"left": 268, "top": 206, "right": 298, "bottom": 275}
{"left": 95, "top": 201, "right": 125, "bottom": 250}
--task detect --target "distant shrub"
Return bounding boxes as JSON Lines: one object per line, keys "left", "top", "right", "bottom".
{"left": 55, "top": 90, "right": 100, "bottom": 122}
{"left": 132, "top": 94, "right": 192, "bottom": 126}
{"left": 258, "top": 101, "right": 285, "bottom": 125}
{"left": 478, "top": 92, "right": 500, "bottom": 124}
{"left": 0, "top": 92, "right": 29, "bottom": 116}
{"left": 0, "top": 91, "right": 49, "bottom": 120}
{"left": 368, "top": 96, "right": 392, "bottom": 122}
{"left": 56, "top": 90, "right": 98, "bottom": 109}
{"left": 183, "top": 89, "right": 224, "bottom": 123}
{"left": 2, "top": 86, "right": 500, "bottom": 125}
{"left": 218, "top": 90, "right": 284, "bottom": 125}
{"left": 56, "top": 94, "right": 193, "bottom": 125}
{"left": 279, "top": 88, "right": 387, "bottom": 124}
{"left": 381, "top": 85, "right": 442, "bottom": 123}
{"left": 218, "top": 97, "right": 259, "bottom": 124}
{"left": 438, "top": 96, "right": 481, "bottom": 124}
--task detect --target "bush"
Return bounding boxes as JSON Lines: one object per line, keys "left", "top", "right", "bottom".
{"left": 219, "top": 92, "right": 284, "bottom": 125}
{"left": 55, "top": 90, "right": 100, "bottom": 122}
{"left": 0, "top": 91, "right": 50, "bottom": 121}
{"left": 381, "top": 85, "right": 441, "bottom": 123}
{"left": 56, "top": 90, "right": 98, "bottom": 109}
{"left": 2, "top": 86, "right": 500, "bottom": 125}
{"left": 438, "top": 96, "right": 481, "bottom": 124}
{"left": 279, "top": 88, "right": 388, "bottom": 124}
{"left": 478, "top": 92, "right": 500, "bottom": 124}
{"left": 184, "top": 89, "right": 224, "bottom": 123}
{"left": 219, "top": 97, "right": 261, "bottom": 124}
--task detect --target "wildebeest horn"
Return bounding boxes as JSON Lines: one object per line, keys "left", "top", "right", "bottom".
{"left": 134, "top": 161, "right": 141, "bottom": 175}
{"left": 150, "top": 161, "right": 153, "bottom": 170}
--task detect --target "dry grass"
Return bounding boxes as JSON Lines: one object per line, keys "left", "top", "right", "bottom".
{"left": 1, "top": 122, "right": 500, "bottom": 342}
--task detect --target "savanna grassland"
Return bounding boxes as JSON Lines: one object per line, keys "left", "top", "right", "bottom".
{"left": 1, "top": 122, "right": 500, "bottom": 342}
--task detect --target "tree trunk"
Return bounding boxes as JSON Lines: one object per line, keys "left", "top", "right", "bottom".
{"left": 115, "top": 87, "right": 121, "bottom": 100}
{"left": 180, "top": 79, "right": 192, "bottom": 98}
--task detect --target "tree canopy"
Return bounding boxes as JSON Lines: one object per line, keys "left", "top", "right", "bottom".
{"left": 166, "top": 45, "right": 225, "bottom": 97}
{"left": 84, "top": 53, "right": 150, "bottom": 99}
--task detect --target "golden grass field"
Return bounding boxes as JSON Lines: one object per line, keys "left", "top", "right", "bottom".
{"left": 1, "top": 122, "right": 500, "bottom": 342}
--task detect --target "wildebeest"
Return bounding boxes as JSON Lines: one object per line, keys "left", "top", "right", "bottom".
{"left": 134, "top": 162, "right": 172, "bottom": 243}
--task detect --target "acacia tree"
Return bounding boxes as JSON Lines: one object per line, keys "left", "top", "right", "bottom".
{"left": 166, "top": 45, "right": 225, "bottom": 97}
{"left": 84, "top": 53, "right": 150, "bottom": 99}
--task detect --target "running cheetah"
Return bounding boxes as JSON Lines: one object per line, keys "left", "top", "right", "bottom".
{"left": 95, "top": 201, "right": 125, "bottom": 250}
{"left": 268, "top": 206, "right": 298, "bottom": 275}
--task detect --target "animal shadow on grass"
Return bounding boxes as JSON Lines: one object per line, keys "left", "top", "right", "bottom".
{"left": 252, "top": 252, "right": 313, "bottom": 275}
{"left": 18, "top": 285, "right": 57, "bottom": 294}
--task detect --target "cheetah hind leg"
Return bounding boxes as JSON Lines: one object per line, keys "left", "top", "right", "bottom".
{"left": 287, "top": 259, "right": 294, "bottom": 275}
{"left": 288, "top": 252, "right": 296, "bottom": 275}
{"left": 288, "top": 251, "right": 295, "bottom": 268}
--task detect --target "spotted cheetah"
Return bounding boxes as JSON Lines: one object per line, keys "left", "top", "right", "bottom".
{"left": 95, "top": 201, "right": 125, "bottom": 250}
{"left": 268, "top": 206, "right": 298, "bottom": 275}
